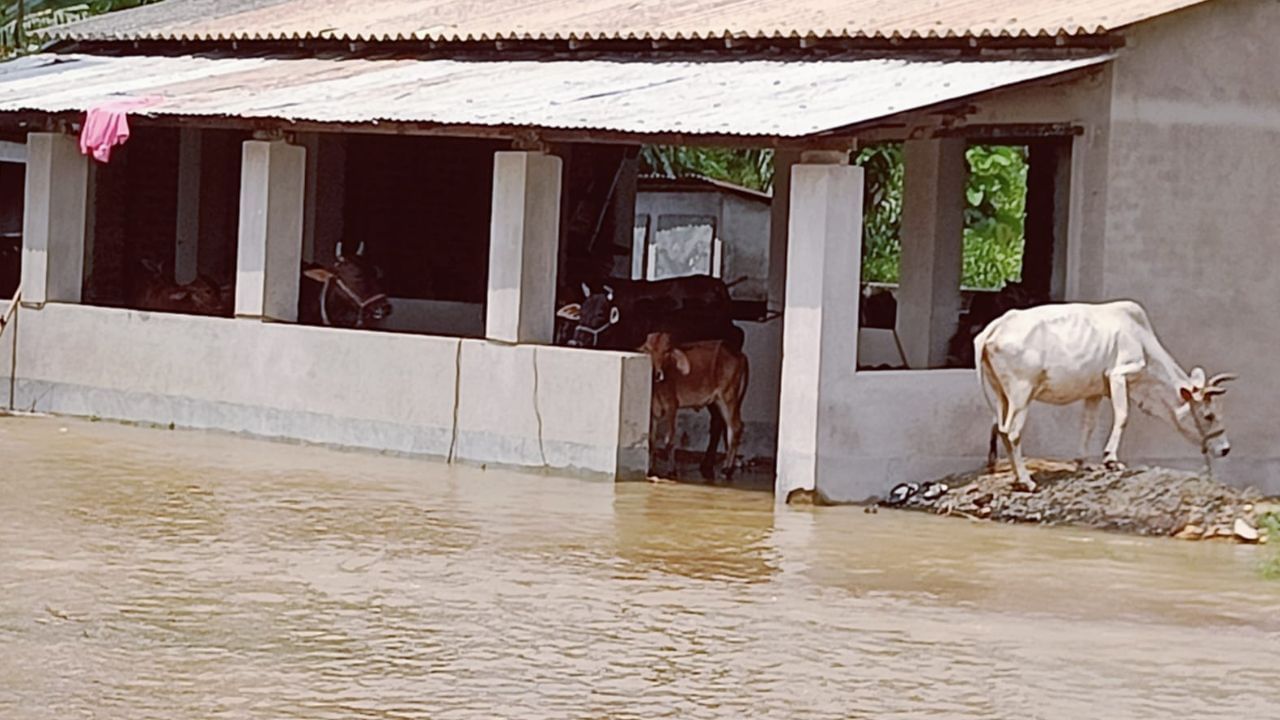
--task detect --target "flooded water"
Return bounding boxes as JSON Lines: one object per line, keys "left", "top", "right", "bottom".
{"left": 2, "top": 416, "right": 1279, "bottom": 719}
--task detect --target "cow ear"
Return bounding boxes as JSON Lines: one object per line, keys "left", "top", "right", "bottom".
{"left": 304, "top": 267, "right": 335, "bottom": 282}
{"left": 1179, "top": 385, "right": 1197, "bottom": 404}
{"left": 1189, "top": 367, "right": 1207, "bottom": 390}
{"left": 556, "top": 303, "right": 581, "bottom": 321}
{"left": 672, "top": 349, "right": 691, "bottom": 376}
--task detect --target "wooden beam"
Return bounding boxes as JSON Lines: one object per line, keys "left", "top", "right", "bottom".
{"left": 0, "top": 110, "right": 856, "bottom": 150}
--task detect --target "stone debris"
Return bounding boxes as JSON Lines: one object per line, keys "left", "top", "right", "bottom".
{"left": 898, "top": 459, "right": 1274, "bottom": 543}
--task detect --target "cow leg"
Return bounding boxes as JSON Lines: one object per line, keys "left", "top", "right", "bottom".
{"left": 987, "top": 424, "right": 1000, "bottom": 471}
{"left": 1077, "top": 396, "right": 1102, "bottom": 469}
{"left": 1103, "top": 373, "right": 1132, "bottom": 470}
{"left": 1000, "top": 382, "right": 1036, "bottom": 491}
{"left": 715, "top": 395, "right": 744, "bottom": 482}
{"left": 701, "top": 406, "right": 724, "bottom": 481}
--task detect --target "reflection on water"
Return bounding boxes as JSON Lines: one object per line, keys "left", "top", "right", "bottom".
{"left": 2, "top": 416, "right": 1279, "bottom": 719}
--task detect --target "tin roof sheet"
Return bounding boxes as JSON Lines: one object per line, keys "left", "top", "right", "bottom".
{"left": 44, "top": 0, "right": 1212, "bottom": 43}
{"left": 0, "top": 52, "right": 1109, "bottom": 138}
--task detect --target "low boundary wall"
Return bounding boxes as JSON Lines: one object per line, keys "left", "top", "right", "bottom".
{"left": 1, "top": 303, "right": 650, "bottom": 479}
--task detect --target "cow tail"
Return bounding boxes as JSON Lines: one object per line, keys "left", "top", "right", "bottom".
{"left": 974, "top": 330, "right": 1005, "bottom": 432}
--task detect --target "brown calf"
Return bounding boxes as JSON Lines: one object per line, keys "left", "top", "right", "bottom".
{"left": 135, "top": 261, "right": 232, "bottom": 316}
{"left": 640, "top": 332, "right": 749, "bottom": 481}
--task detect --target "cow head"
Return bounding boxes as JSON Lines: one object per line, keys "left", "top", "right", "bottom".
{"left": 639, "top": 332, "right": 690, "bottom": 453}
{"left": 570, "top": 282, "right": 621, "bottom": 347}
{"left": 1174, "top": 367, "right": 1236, "bottom": 458}
{"left": 639, "top": 332, "right": 691, "bottom": 385}
{"left": 303, "top": 241, "right": 393, "bottom": 328}
{"left": 181, "top": 276, "right": 229, "bottom": 315}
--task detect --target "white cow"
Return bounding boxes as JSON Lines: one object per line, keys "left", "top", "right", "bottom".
{"left": 974, "top": 300, "right": 1235, "bottom": 491}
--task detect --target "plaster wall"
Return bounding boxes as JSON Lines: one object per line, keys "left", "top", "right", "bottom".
{"left": 633, "top": 189, "right": 770, "bottom": 299}
{"left": 1098, "top": 0, "right": 1280, "bottom": 492}
{"left": 808, "top": 59, "right": 1116, "bottom": 501}
{"left": 1, "top": 303, "right": 649, "bottom": 479}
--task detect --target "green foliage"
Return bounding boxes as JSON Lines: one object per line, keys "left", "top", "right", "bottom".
{"left": 963, "top": 145, "right": 1028, "bottom": 290}
{"left": 1, "top": 3, "right": 90, "bottom": 55}
{"left": 1259, "top": 512, "right": 1280, "bottom": 580}
{"left": 0, "top": 0, "right": 159, "bottom": 56}
{"left": 638, "top": 146, "right": 774, "bottom": 194}
{"left": 853, "top": 143, "right": 904, "bottom": 284}
{"left": 645, "top": 142, "right": 1030, "bottom": 289}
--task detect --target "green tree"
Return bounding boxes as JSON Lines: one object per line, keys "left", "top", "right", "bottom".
{"left": 1, "top": 0, "right": 158, "bottom": 55}
{"left": 638, "top": 146, "right": 774, "bottom": 193}
{"left": 962, "top": 145, "right": 1028, "bottom": 290}
{"left": 641, "top": 142, "right": 1028, "bottom": 289}
{"left": 853, "top": 143, "right": 905, "bottom": 284}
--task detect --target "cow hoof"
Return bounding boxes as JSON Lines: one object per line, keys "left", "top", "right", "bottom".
{"left": 1014, "top": 479, "right": 1038, "bottom": 493}
{"left": 1104, "top": 459, "right": 1126, "bottom": 471}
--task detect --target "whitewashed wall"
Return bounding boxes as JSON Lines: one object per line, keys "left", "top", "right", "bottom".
{"left": 1, "top": 303, "right": 650, "bottom": 478}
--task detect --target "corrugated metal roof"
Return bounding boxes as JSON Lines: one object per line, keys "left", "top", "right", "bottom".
{"left": 0, "top": 52, "right": 1109, "bottom": 138}
{"left": 45, "top": 0, "right": 1212, "bottom": 44}
{"left": 639, "top": 174, "right": 773, "bottom": 202}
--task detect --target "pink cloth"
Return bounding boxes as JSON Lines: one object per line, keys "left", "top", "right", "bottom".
{"left": 78, "top": 96, "right": 162, "bottom": 163}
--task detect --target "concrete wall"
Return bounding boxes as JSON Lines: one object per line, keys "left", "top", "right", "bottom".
{"left": 634, "top": 188, "right": 770, "bottom": 300}
{"left": 1099, "top": 0, "right": 1280, "bottom": 493}
{"left": 0, "top": 302, "right": 649, "bottom": 479}
{"left": 811, "top": 8, "right": 1280, "bottom": 500}
{"left": 0, "top": 299, "right": 10, "bottom": 409}
{"left": 804, "top": 59, "right": 1117, "bottom": 502}
{"left": 815, "top": 370, "right": 1084, "bottom": 502}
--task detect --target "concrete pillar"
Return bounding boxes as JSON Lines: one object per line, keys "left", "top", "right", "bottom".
{"left": 895, "top": 138, "right": 967, "bottom": 369}
{"left": 21, "top": 133, "right": 88, "bottom": 304}
{"left": 766, "top": 149, "right": 798, "bottom": 313}
{"left": 486, "top": 151, "right": 562, "bottom": 344}
{"left": 776, "top": 163, "right": 864, "bottom": 500}
{"left": 301, "top": 133, "right": 346, "bottom": 266}
{"left": 174, "top": 128, "right": 202, "bottom": 284}
{"left": 234, "top": 139, "right": 306, "bottom": 321}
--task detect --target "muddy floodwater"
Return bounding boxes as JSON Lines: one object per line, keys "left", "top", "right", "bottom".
{"left": 2, "top": 417, "right": 1279, "bottom": 719}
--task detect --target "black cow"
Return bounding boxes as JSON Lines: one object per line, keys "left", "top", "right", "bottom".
{"left": 945, "top": 282, "right": 1046, "bottom": 368}
{"left": 298, "top": 241, "right": 393, "bottom": 329}
{"left": 567, "top": 275, "right": 743, "bottom": 353}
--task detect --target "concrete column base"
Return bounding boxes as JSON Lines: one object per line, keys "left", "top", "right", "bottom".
{"left": 235, "top": 140, "right": 306, "bottom": 322}
{"left": 775, "top": 163, "right": 865, "bottom": 501}
{"left": 21, "top": 132, "right": 89, "bottom": 304}
{"left": 486, "top": 151, "right": 562, "bottom": 345}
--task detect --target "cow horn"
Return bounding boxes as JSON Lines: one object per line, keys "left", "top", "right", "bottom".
{"left": 335, "top": 241, "right": 345, "bottom": 259}
{"left": 581, "top": 282, "right": 592, "bottom": 299}
{"left": 356, "top": 241, "right": 366, "bottom": 256}
{"left": 1208, "top": 373, "right": 1238, "bottom": 387}
{"left": 603, "top": 284, "right": 614, "bottom": 302}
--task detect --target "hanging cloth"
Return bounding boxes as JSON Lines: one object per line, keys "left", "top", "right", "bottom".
{"left": 78, "top": 96, "right": 162, "bottom": 163}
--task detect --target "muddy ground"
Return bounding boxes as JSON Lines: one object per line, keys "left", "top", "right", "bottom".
{"left": 893, "top": 459, "right": 1275, "bottom": 543}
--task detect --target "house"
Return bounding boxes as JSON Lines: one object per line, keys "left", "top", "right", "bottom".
{"left": 1, "top": 0, "right": 1277, "bottom": 501}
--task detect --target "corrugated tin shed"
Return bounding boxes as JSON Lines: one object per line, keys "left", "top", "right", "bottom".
{"left": 0, "top": 52, "right": 1109, "bottom": 139}
{"left": 45, "top": 0, "right": 1213, "bottom": 43}
{"left": 639, "top": 174, "right": 773, "bottom": 203}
